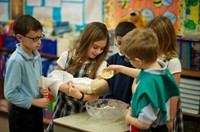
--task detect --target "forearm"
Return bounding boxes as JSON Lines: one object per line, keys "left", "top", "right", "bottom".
{"left": 69, "top": 91, "right": 99, "bottom": 101}
{"left": 169, "top": 96, "right": 179, "bottom": 121}
{"left": 126, "top": 114, "right": 150, "bottom": 130}
{"left": 59, "top": 84, "right": 69, "bottom": 94}
{"left": 118, "top": 66, "right": 140, "bottom": 78}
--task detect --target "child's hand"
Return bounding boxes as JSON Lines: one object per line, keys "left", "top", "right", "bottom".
{"left": 68, "top": 85, "right": 83, "bottom": 100}
{"left": 166, "top": 120, "right": 174, "bottom": 132}
{"left": 32, "top": 98, "right": 49, "bottom": 108}
{"left": 59, "top": 80, "right": 73, "bottom": 95}
{"left": 125, "top": 107, "right": 132, "bottom": 125}
{"left": 106, "top": 65, "right": 122, "bottom": 74}
{"left": 40, "top": 88, "right": 49, "bottom": 98}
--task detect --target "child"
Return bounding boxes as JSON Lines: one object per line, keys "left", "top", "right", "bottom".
{"left": 46, "top": 22, "right": 110, "bottom": 132}
{"left": 43, "top": 70, "right": 109, "bottom": 97}
{"left": 4, "top": 15, "right": 49, "bottom": 132}
{"left": 104, "top": 21, "right": 136, "bottom": 104}
{"left": 146, "top": 16, "right": 183, "bottom": 132}
{"left": 109, "top": 28, "right": 180, "bottom": 132}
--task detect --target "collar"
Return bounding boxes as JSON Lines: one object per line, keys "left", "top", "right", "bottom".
{"left": 144, "top": 60, "right": 167, "bottom": 75}
{"left": 16, "top": 43, "right": 40, "bottom": 60}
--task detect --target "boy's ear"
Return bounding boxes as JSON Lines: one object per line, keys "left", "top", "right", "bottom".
{"left": 134, "top": 58, "right": 142, "bottom": 64}
{"left": 15, "top": 34, "right": 23, "bottom": 42}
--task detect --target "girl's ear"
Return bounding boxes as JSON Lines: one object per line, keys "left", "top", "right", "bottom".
{"left": 15, "top": 34, "right": 23, "bottom": 42}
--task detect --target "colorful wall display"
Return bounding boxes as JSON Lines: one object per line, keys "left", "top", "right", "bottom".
{"left": 104, "top": 0, "right": 200, "bottom": 35}
{"left": 0, "top": 0, "right": 199, "bottom": 34}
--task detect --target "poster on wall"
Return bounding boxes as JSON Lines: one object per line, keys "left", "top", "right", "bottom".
{"left": 104, "top": 0, "right": 180, "bottom": 33}
{"left": 11, "top": 0, "right": 24, "bottom": 20}
{"left": 182, "top": 0, "right": 200, "bottom": 34}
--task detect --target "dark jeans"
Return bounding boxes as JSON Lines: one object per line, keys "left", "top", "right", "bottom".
{"left": 9, "top": 104, "right": 43, "bottom": 132}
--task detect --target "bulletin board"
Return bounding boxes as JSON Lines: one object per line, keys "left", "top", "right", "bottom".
{"left": 104, "top": 0, "right": 200, "bottom": 35}
{"left": 0, "top": 0, "right": 199, "bottom": 34}
{"left": 25, "top": 0, "right": 104, "bottom": 30}
{"left": 0, "top": 0, "right": 104, "bottom": 30}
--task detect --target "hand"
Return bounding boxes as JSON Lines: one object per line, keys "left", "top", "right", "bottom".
{"left": 68, "top": 84, "right": 82, "bottom": 100}
{"left": 59, "top": 81, "right": 73, "bottom": 95}
{"left": 166, "top": 120, "right": 174, "bottom": 132}
{"left": 40, "top": 88, "right": 49, "bottom": 98}
{"left": 125, "top": 107, "right": 132, "bottom": 125}
{"left": 32, "top": 98, "right": 49, "bottom": 108}
{"left": 106, "top": 65, "right": 122, "bottom": 74}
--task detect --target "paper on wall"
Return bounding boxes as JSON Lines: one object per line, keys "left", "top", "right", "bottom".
{"left": 85, "top": 0, "right": 103, "bottom": 23}
{"left": 61, "top": 2, "right": 83, "bottom": 24}
{"left": 0, "top": 3, "right": 9, "bottom": 21}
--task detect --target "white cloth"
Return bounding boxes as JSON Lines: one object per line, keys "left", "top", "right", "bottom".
{"left": 39, "top": 70, "right": 93, "bottom": 98}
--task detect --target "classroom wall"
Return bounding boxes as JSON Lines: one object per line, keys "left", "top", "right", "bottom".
{"left": 0, "top": 0, "right": 199, "bottom": 34}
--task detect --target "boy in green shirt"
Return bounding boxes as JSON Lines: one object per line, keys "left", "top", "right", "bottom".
{"left": 107, "top": 28, "right": 180, "bottom": 132}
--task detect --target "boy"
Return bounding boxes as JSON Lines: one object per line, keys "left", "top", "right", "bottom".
{"left": 108, "top": 28, "right": 180, "bottom": 132}
{"left": 104, "top": 22, "right": 136, "bottom": 104}
{"left": 4, "top": 15, "right": 49, "bottom": 132}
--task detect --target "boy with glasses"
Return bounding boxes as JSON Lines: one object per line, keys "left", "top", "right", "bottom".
{"left": 103, "top": 22, "right": 136, "bottom": 104}
{"left": 4, "top": 15, "right": 49, "bottom": 132}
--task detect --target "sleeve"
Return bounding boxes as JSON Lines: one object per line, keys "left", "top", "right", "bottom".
{"left": 4, "top": 61, "right": 32, "bottom": 109}
{"left": 47, "top": 70, "right": 74, "bottom": 98}
{"left": 168, "top": 58, "right": 182, "bottom": 74}
{"left": 96, "top": 61, "right": 107, "bottom": 76}
{"left": 57, "top": 51, "right": 69, "bottom": 69}
{"left": 137, "top": 103, "right": 159, "bottom": 125}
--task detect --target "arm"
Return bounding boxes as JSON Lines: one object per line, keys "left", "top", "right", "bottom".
{"left": 167, "top": 58, "right": 181, "bottom": 132}
{"left": 167, "top": 72, "right": 181, "bottom": 132}
{"left": 32, "top": 98, "right": 49, "bottom": 108}
{"left": 125, "top": 108, "right": 150, "bottom": 130}
{"left": 107, "top": 65, "right": 140, "bottom": 78}
{"left": 67, "top": 83, "right": 99, "bottom": 101}
{"left": 169, "top": 72, "right": 181, "bottom": 122}
{"left": 4, "top": 61, "right": 32, "bottom": 109}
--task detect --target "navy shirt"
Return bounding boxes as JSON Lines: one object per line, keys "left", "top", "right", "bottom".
{"left": 104, "top": 53, "right": 134, "bottom": 104}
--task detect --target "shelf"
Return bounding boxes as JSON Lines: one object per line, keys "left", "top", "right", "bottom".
{"left": 183, "top": 112, "right": 200, "bottom": 118}
{"left": 0, "top": 47, "right": 58, "bottom": 60}
{"left": 181, "top": 70, "right": 200, "bottom": 78}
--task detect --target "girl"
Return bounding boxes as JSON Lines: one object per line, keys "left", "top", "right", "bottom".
{"left": 46, "top": 22, "right": 110, "bottom": 132}
{"left": 146, "top": 16, "right": 183, "bottom": 132}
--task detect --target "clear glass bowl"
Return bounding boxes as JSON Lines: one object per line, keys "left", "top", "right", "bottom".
{"left": 85, "top": 99, "right": 128, "bottom": 121}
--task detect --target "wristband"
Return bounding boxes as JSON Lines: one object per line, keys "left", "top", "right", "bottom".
{"left": 77, "top": 92, "right": 84, "bottom": 101}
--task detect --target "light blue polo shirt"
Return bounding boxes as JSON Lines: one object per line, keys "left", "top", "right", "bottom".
{"left": 4, "top": 44, "right": 42, "bottom": 109}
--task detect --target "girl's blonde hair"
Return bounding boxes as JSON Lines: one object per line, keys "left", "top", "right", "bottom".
{"left": 121, "top": 28, "right": 159, "bottom": 64}
{"left": 67, "top": 22, "right": 109, "bottom": 78}
{"left": 146, "top": 16, "right": 179, "bottom": 60}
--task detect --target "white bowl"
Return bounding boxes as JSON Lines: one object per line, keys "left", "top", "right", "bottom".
{"left": 85, "top": 99, "right": 128, "bottom": 121}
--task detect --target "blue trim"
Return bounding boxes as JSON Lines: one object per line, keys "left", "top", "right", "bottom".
{"left": 102, "top": 0, "right": 105, "bottom": 22}
{"left": 25, "top": 6, "right": 33, "bottom": 16}
{"left": 53, "top": 8, "right": 61, "bottom": 22}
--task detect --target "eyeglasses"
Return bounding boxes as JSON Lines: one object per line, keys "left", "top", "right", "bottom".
{"left": 24, "top": 34, "right": 45, "bottom": 42}
{"left": 115, "top": 41, "right": 121, "bottom": 47}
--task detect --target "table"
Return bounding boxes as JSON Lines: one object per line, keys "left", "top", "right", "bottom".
{"left": 53, "top": 112, "right": 129, "bottom": 132}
